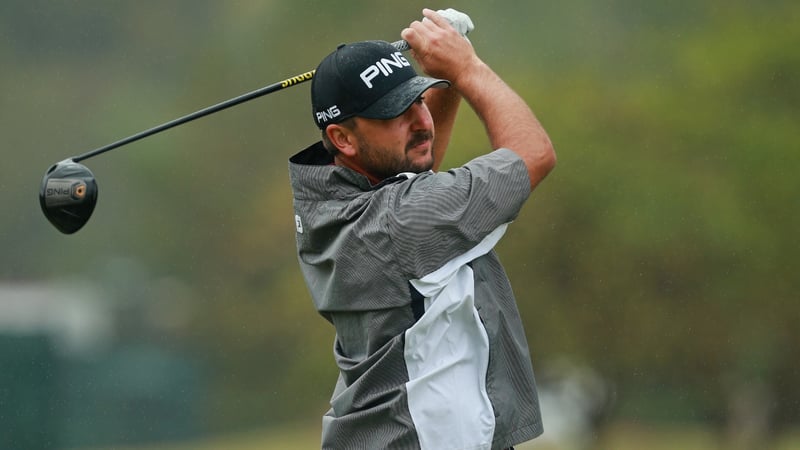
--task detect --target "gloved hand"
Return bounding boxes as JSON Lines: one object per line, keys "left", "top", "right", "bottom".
{"left": 395, "top": 8, "right": 474, "bottom": 52}
{"left": 434, "top": 8, "right": 474, "bottom": 43}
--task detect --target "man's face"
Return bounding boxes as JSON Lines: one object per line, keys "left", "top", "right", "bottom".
{"left": 350, "top": 98, "right": 435, "bottom": 182}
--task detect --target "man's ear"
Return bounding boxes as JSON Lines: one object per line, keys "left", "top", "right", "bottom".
{"left": 326, "top": 124, "right": 357, "bottom": 157}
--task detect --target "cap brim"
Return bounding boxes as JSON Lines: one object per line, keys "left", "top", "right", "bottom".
{"left": 358, "top": 76, "right": 450, "bottom": 120}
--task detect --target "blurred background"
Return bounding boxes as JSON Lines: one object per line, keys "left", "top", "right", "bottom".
{"left": 1, "top": 0, "right": 798, "bottom": 449}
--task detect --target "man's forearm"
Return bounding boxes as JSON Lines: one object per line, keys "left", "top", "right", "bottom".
{"left": 402, "top": 8, "right": 555, "bottom": 186}
{"left": 453, "top": 59, "right": 555, "bottom": 189}
{"left": 426, "top": 86, "right": 462, "bottom": 171}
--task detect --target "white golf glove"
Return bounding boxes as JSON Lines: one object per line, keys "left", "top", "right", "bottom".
{"left": 435, "top": 8, "right": 474, "bottom": 43}
{"left": 395, "top": 8, "right": 474, "bottom": 51}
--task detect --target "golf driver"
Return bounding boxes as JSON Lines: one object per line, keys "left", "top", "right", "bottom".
{"left": 40, "top": 10, "right": 474, "bottom": 234}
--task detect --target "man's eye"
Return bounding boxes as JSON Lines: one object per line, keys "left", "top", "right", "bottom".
{"left": 416, "top": 96, "right": 425, "bottom": 104}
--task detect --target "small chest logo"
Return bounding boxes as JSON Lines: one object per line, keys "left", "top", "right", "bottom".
{"left": 294, "top": 215, "right": 304, "bottom": 234}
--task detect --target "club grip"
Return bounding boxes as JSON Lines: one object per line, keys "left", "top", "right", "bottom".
{"left": 392, "top": 40, "right": 410, "bottom": 52}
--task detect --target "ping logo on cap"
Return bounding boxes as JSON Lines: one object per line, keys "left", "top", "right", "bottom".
{"left": 316, "top": 105, "right": 341, "bottom": 124}
{"left": 312, "top": 40, "right": 447, "bottom": 129}
{"left": 359, "top": 52, "right": 411, "bottom": 88}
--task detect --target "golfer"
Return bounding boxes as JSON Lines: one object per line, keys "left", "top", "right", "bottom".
{"left": 289, "top": 8, "right": 556, "bottom": 450}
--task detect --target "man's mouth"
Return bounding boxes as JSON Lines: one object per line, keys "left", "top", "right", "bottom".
{"left": 407, "top": 131, "right": 433, "bottom": 152}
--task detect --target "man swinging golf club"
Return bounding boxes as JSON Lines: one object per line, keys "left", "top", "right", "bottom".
{"left": 289, "top": 8, "right": 556, "bottom": 450}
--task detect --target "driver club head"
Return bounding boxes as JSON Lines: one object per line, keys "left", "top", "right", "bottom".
{"left": 39, "top": 159, "right": 98, "bottom": 234}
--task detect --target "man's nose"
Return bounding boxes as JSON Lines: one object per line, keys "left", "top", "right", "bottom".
{"left": 407, "top": 101, "right": 433, "bottom": 129}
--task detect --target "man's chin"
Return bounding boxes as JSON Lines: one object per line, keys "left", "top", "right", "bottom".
{"left": 410, "top": 149, "right": 434, "bottom": 168}
{"left": 406, "top": 146, "right": 433, "bottom": 168}
{"left": 409, "top": 159, "right": 434, "bottom": 174}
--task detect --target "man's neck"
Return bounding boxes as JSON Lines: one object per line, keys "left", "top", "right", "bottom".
{"left": 334, "top": 155, "right": 381, "bottom": 186}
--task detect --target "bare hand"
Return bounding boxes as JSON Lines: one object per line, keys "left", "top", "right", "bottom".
{"left": 401, "top": 9, "right": 479, "bottom": 85}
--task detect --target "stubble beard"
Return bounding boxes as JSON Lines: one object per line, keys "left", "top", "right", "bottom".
{"left": 359, "top": 130, "right": 435, "bottom": 180}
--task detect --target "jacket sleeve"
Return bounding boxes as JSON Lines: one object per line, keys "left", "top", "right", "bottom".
{"left": 385, "top": 148, "right": 531, "bottom": 279}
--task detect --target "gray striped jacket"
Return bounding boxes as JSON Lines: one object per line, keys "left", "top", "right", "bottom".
{"left": 289, "top": 142, "right": 543, "bottom": 449}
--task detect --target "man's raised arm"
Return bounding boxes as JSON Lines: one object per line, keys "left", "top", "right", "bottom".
{"left": 402, "top": 8, "right": 556, "bottom": 188}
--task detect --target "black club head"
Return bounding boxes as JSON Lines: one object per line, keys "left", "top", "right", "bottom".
{"left": 39, "top": 160, "right": 98, "bottom": 234}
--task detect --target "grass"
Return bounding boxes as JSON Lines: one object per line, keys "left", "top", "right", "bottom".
{"left": 523, "top": 422, "right": 800, "bottom": 450}
{"left": 77, "top": 421, "right": 800, "bottom": 450}
{"left": 77, "top": 422, "right": 321, "bottom": 450}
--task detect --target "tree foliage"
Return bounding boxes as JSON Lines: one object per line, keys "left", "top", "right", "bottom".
{"left": 1, "top": 0, "right": 797, "bottom": 435}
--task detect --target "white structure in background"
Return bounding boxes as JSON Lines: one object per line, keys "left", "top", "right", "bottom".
{"left": 0, "top": 281, "right": 112, "bottom": 357}
{"left": 524, "top": 358, "right": 613, "bottom": 450}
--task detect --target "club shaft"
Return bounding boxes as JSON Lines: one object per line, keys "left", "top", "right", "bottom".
{"left": 72, "top": 39, "right": 408, "bottom": 163}
{"left": 72, "top": 71, "right": 314, "bottom": 162}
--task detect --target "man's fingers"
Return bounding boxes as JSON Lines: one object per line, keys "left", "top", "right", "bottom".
{"left": 421, "top": 8, "right": 454, "bottom": 31}
{"left": 405, "top": 10, "right": 455, "bottom": 49}
{"left": 404, "top": 8, "right": 470, "bottom": 46}
{"left": 400, "top": 24, "right": 424, "bottom": 49}
{"left": 401, "top": 17, "right": 437, "bottom": 53}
